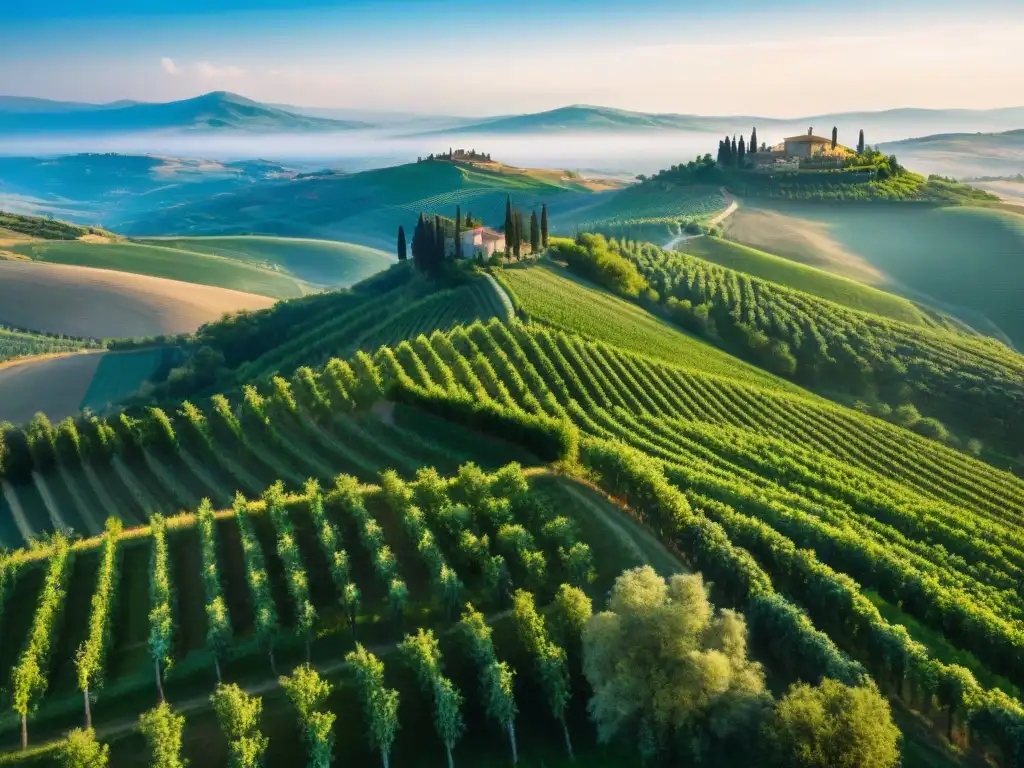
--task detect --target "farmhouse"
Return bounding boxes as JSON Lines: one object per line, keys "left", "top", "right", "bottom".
{"left": 784, "top": 128, "right": 833, "bottom": 158}
{"left": 447, "top": 226, "right": 506, "bottom": 258}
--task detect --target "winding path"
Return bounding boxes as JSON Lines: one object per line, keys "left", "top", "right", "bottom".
{"left": 664, "top": 188, "right": 739, "bottom": 251}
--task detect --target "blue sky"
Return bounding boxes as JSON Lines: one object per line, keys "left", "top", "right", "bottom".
{"left": 3, "top": 0, "right": 1023, "bottom": 115}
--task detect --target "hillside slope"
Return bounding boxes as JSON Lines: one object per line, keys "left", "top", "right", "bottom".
{"left": 878, "top": 129, "right": 1024, "bottom": 178}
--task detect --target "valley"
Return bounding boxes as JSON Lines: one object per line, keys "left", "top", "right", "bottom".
{"left": 1, "top": 75, "right": 1023, "bottom": 768}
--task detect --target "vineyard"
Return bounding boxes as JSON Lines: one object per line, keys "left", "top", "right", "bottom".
{"left": 0, "top": 451, "right": 656, "bottom": 765}
{"left": 0, "top": 258, "right": 1023, "bottom": 763}
{"left": 609, "top": 239, "right": 1024, "bottom": 457}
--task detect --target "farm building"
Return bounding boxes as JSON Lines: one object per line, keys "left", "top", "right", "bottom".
{"left": 447, "top": 226, "right": 506, "bottom": 258}
{"left": 784, "top": 129, "right": 834, "bottom": 158}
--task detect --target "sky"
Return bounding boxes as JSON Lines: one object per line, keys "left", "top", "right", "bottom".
{"left": 2, "top": 0, "right": 1024, "bottom": 117}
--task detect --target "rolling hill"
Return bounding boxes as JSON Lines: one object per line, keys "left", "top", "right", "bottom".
{"left": 0, "top": 91, "right": 371, "bottom": 134}
{"left": 120, "top": 157, "right": 728, "bottom": 249}
{"left": 721, "top": 200, "right": 1024, "bottom": 347}
{"left": 877, "top": 129, "right": 1024, "bottom": 178}
{"left": 2, "top": 210, "right": 394, "bottom": 296}
{"left": 0, "top": 253, "right": 1020, "bottom": 765}
{"left": 438, "top": 103, "right": 1024, "bottom": 139}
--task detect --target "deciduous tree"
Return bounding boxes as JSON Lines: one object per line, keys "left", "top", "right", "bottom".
{"left": 768, "top": 679, "right": 900, "bottom": 768}
{"left": 138, "top": 703, "right": 187, "bottom": 768}
{"left": 59, "top": 728, "right": 108, "bottom": 768}
{"left": 582, "top": 567, "right": 769, "bottom": 763}
{"left": 211, "top": 684, "right": 269, "bottom": 768}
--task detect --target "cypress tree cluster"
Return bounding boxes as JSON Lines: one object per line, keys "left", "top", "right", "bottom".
{"left": 411, "top": 213, "right": 447, "bottom": 275}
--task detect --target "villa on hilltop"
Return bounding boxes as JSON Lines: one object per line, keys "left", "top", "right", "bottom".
{"left": 783, "top": 129, "right": 834, "bottom": 158}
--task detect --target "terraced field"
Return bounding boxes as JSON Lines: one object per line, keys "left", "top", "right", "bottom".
{"left": 495, "top": 261, "right": 796, "bottom": 390}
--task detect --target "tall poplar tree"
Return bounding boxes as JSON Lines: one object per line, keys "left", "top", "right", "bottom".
{"left": 831, "top": 126, "right": 838, "bottom": 150}
{"left": 751, "top": 126, "right": 758, "bottom": 154}
{"left": 731, "top": 136, "right": 738, "bottom": 165}
{"left": 858, "top": 129, "right": 865, "bottom": 154}
{"left": 397, "top": 226, "right": 407, "bottom": 262}
{"left": 738, "top": 136, "right": 746, "bottom": 167}
{"left": 540, "top": 203, "right": 549, "bottom": 247}
{"left": 529, "top": 210, "right": 540, "bottom": 255}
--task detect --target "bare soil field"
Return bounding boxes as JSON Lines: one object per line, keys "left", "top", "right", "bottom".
{"left": 0, "top": 351, "right": 106, "bottom": 424}
{"left": 0, "top": 260, "right": 277, "bottom": 339}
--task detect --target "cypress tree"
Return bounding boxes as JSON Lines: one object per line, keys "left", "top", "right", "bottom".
{"left": 857, "top": 129, "right": 865, "bottom": 155}
{"left": 738, "top": 136, "right": 746, "bottom": 167}
{"left": 750, "top": 127, "right": 758, "bottom": 155}
{"left": 455, "top": 205, "right": 462, "bottom": 259}
{"left": 434, "top": 215, "right": 446, "bottom": 267}
{"left": 731, "top": 136, "right": 738, "bottom": 165}
{"left": 513, "top": 212, "right": 523, "bottom": 260}
{"left": 412, "top": 213, "right": 426, "bottom": 272}
{"left": 504, "top": 196, "right": 514, "bottom": 255}
{"left": 831, "top": 126, "right": 838, "bottom": 151}
{"left": 529, "top": 210, "right": 540, "bottom": 255}
{"left": 541, "top": 203, "right": 549, "bottom": 247}
{"left": 397, "top": 226, "right": 407, "bottom": 262}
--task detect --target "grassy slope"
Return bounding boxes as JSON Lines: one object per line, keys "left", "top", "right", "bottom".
{"left": 133, "top": 235, "right": 393, "bottom": 288}
{"left": 725, "top": 201, "right": 1024, "bottom": 346}
{"left": 6, "top": 240, "right": 307, "bottom": 299}
{"left": 681, "top": 236, "right": 930, "bottom": 325}
{"left": 496, "top": 261, "right": 798, "bottom": 391}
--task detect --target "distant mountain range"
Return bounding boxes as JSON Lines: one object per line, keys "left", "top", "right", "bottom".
{"left": 877, "top": 129, "right": 1024, "bottom": 178}
{"left": 439, "top": 104, "right": 1024, "bottom": 142}
{"left": 3, "top": 91, "right": 1021, "bottom": 142}
{"left": 0, "top": 91, "right": 372, "bottom": 134}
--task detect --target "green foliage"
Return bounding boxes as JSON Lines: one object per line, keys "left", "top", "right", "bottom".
{"left": 234, "top": 493, "right": 280, "bottom": 653}
{"left": 280, "top": 665, "right": 335, "bottom": 768}
{"left": 548, "top": 234, "right": 647, "bottom": 297}
{"left": 583, "top": 567, "right": 768, "bottom": 762}
{"left": 148, "top": 515, "right": 175, "bottom": 693}
{"left": 197, "top": 499, "right": 231, "bottom": 672}
{"left": 138, "top": 702, "right": 188, "bottom": 768}
{"left": 146, "top": 407, "right": 178, "bottom": 453}
{"left": 346, "top": 644, "right": 401, "bottom": 767}
{"left": 399, "top": 629, "right": 465, "bottom": 765}
{"left": 768, "top": 679, "right": 901, "bottom": 768}
{"left": 211, "top": 684, "right": 269, "bottom": 768}
{"left": 264, "top": 482, "right": 317, "bottom": 648}
{"left": 58, "top": 728, "right": 109, "bottom": 768}
{"left": 512, "top": 589, "right": 573, "bottom": 756}
{"left": 460, "top": 604, "right": 519, "bottom": 759}
{"left": 76, "top": 518, "right": 122, "bottom": 701}
{"left": 12, "top": 533, "right": 72, "bottom": 728}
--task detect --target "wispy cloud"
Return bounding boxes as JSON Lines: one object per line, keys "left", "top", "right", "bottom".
{"left": 196, "top": 61, "right": 247, "bottom": 78}
{"left": 160, "top": 57, "right": 180, "bottom": 75}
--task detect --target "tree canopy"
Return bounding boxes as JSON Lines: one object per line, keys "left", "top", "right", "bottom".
{"left": 582, "top": 567, "right": 769, "bottom": 764}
